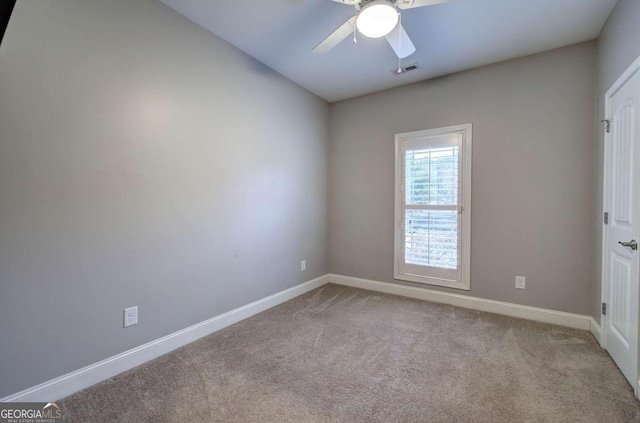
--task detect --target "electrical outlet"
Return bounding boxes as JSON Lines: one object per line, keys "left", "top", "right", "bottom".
{"left": 301, "top": 260, "right": 306, "bottom": 271}
{"left": 124, "top": 306, "right": 138, "bottom": 328}
{"left": 515, "top": 276, "right": 526, "bottom": 290}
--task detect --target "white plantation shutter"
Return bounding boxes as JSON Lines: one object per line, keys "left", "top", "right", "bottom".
{"left": 395, "top": 125, "right": 472, "bottom": 290}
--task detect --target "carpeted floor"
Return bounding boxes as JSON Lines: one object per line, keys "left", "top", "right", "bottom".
{"left": 61, "top": 284, "right": 640, "bottom": 422}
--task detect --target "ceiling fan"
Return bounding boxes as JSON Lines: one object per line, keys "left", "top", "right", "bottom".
{"left": 313, "top": 0, "right": 450, "bottom": 59}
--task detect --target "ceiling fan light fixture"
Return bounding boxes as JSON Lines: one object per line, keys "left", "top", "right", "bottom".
{"left": 356, "top": 1, "right": 399, "bottom": 39}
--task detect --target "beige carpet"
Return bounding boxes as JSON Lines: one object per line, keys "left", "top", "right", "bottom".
{"left": 61, "top": 284, "right": 640, "bottom": 422}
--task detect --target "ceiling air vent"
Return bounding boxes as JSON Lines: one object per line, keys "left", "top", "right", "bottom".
{"left": 392, "top": 63, "right": 420, "bottom": 76}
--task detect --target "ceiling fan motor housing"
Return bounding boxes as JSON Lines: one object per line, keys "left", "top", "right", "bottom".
{"left": 355, "top": 0, "right": 397, "bottom": 10}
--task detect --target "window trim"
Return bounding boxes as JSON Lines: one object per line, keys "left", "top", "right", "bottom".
{"left": 394, "top": 124, "right": 472, "bottom": 291}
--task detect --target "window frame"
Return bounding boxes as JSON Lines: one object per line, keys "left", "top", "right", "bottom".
{"left": 394, "top": 124, "right": 472, "bottom": 291}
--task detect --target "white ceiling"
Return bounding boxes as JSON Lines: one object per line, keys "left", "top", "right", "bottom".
{"left": 160, "top": 0, "right": 617, "bottom": 102}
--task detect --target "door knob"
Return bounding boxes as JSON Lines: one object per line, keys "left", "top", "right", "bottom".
{"left": 618, "top": 240, "right": 638, "bottom": 251}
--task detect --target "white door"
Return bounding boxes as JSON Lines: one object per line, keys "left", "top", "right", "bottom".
{"left": 604, "top": 59, "right": 640, "bottom": 391}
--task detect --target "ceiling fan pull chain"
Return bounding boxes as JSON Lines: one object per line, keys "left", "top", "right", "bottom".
{"left": 353, "top": 25, "right": 357, "bottom": 44}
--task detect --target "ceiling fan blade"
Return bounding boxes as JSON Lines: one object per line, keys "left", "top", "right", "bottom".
{"left": 396, "top": 0, "right": 450, "bottom": 10}
{"left": 312, "top": 17, "right": 356, "bottom": 54}
{"left": 385, "top": 24, "right": 416, "bottom": 58}
{"left": 331, "top": 0, "right": 358, "bottom": 4}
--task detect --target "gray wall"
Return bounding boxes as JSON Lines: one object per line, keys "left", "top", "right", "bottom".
{"left": 0, "top": 0, "right": 329, "bottom": 397}
{"left": 593, "top": 0, "right": 640, "bottom": 324}
{"left": 329, "top": 42, "right": 596, "bottom": 315}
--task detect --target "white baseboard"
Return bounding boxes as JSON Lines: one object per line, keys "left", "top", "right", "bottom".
{"left": 1, "top": 274, "right": 330, "bottom": 403}
{"left": 3, "top": 273, "right": 599, "bottom": 402}
{"left": 590, "top": 317, "right": 602, "bottom": 345}
{"left": 329, "top": 274, "right": 592, "bottom": 331}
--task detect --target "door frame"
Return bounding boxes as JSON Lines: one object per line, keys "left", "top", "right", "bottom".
{"left": 600, "top": 54, "right": 640, "bottom": 395}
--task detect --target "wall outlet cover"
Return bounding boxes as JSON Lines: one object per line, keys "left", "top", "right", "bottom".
{"left": 124, "top": 306, "right": 138, "bottom": 328}
{"left": 515, "top": 276, "right": 526, "bottom": 290}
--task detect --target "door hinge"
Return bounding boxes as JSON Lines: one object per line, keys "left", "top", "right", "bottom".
{"left": 604, "top": 212, "right": 609, "bottom": 225}
{"left": 602, "top": 303, "right": 607, "bottom": 316}
{"left": 601, "top": 119, "right": 611, "bottom": 133}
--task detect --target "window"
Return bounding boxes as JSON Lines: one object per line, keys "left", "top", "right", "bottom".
{"left": 394, "top": 124, "right": 472, "bottom": 290}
